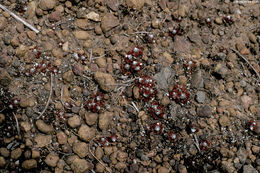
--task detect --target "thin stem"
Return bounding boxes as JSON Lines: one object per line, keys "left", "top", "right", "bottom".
{"left": 13, "top": 113, "right": 20, "bottom": 136}
{"left": 89, "top": 139, "right": 112, "bottom": 173}
{"left": 36, "top": 74, "right": 53, "bottom": 119}
{"left": 231, "top": 48, "right": 260, "bottom": 80}
{"left": 0, "top": 3, "right": 40, "bottom": 33}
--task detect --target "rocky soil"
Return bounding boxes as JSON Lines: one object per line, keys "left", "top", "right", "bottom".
{"left": 0, "top": 0, "right": 259, "bottom": 173}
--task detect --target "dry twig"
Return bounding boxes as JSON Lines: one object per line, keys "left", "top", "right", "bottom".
{"left": 231, "top": 48, "right": 260, "bottom": 80}
{"left": 193, "top": 134, "right": 201, "bottom": 152}
{"left": 131, "top": 101, "right": 139, "bottom": 113}
{"left": 36, "top": 74, "right": 54, "bottom": 119}
{"left": 0, "top": 3, "right": 40, "bottom": 33}
{"left": 12, "top": 113, "right": 20, "bottom": 136}
{"left": 89, "top": 138, "right": 112, "bottom": 173}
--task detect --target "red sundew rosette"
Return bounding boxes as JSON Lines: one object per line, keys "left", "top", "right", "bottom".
{"left": 222, "top": 15, "right": 234, "bottom": 25}
{"left": 99, "top": 137, "right": 110, "bottom": 147}
{"left": 85, "top": 93, "right": 104, "bottom": 113}
{"left": 199, "top": 140, "right": 211, "bottom": 151}
{"left": 136, "top": 75, "right": 155, "bottom": 88}
{"left": 107, "top": 134, "right": 118, "bottom": 143}
{"left": 183, "top": 60, "right": 197, "bottom": 73}
{"left": 169, "top": 27, "right": 184, "bottom": 38}
{"left": 128, "top": 46, "right": 144, "bottom": 57}
{"left": 139, "top": 85, "right": 157, "bottom": 102}
{"left": 150, "top": 122, "right": 163, "bottom": 134}
{"left": 168, "top": 131, "right": 179, "bottom": 142}
{"left": 247, "top": 120, "right": 258, "bottom": 131}
{"left": 169, "top": 84, "right": 190, "bottom": 104}
{"left": 145, "top": 33, "right": 156, "bottom": 44}
{"left": 149, "top": 101, "right": 166, "bottom": 119}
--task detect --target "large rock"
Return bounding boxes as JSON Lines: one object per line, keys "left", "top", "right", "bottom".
{"left": 78, "top": 125, "right": 96, "bottom": 142}
{"left": 27, "top": 1, "right": 36, "bottom": 19}
{"left": 36, "top": 120, "right": 54, "bottom": 134}
{"left": 0, "top": 68, "right": 12, "bottom": 87}
{"left": 67, "top": 115, "right": 81, "bottom": 128}
{"left": 0, "top": 17, "right": 7, "bottom": 31}
{"left": 86, "top": 12, "right": 101, "bottom": 22}
{"left": 71, "top": 158, "right": 91, "bottom": 173}
{"left": 39, "top": 0, "right": 56, "bottom": 10}
{"left": 101, "top": 13, "right": 119, "bottom": 33}
{"left": 73, "top": 31, "right": 90, "bottom": 40}
{"left": 126, "top": 0, "right": 146, "bottom": 9}
{"left": 22, "top": 159, "right": 37, "bottom": 170}
{"left": 85, "top": 112, "right": 98, "bottom": 126}
{"left": 73, "top": 142, "right": 89, "bottom": 158}
{"left": 153, "top": 67, "right": 175, "bottom": 90}
{"left": 34, "top": 134, "right": 52, "bottom": 147}
{"left": 94, "top": 72, "right": 116, "bottom": 92}
{"left": 45, "top": 153, "right": 59, "bottom": 167}
{"left": 99, "top": 111, "right": 113, "bottom": 130}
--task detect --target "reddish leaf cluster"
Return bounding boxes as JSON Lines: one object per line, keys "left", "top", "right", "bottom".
{"left": 54, "top": 110, "right": 67, "bottom": 122}
{"left": 136, "top": 75, "right": 157, "bottom": 101}
{"left": 121, "top": 47, "right": 144, "bottom": 74}
{"left": 169, "top": 84, "right": 190, "bottom": 104}
{"left": 169, "top": 27, "right": 184, "bottom": 39}
{"left": 85, "top": 92, "right": 104, "bottom": 113}
{"left": 219, "top": 47, "right": 229, "bottom": 55}
{"left": 199, "top": 140, "right": 211, "bottom": 151}
{"left": 205, "top": 17, "right": 212, "bottom": 26}
{"left": 150, "top": 122, "right": 163, "bottom": 134}
{"left": 248, "top": 120, "right": 257, "bottom": 131}
{"left": 99, "top": 134, "right": 118, "bottom": 147}
{"left": 145, "top": 33, "right": 156, "bottom": 44}
{"left": 73, "top": 52, "right": 88, "bottom": 65}
{"left": 30, "top": 46, "right": 42, "bottom": 59}
{"left": 222, "top": 15, "right": 234, "bottom": 25}
{"left": 183, "top": 60, "right": 197, "bottom": 73}
{"left": 189, "top": 123, "right": 199, "bottom": 133}
{"left": 8, "top": 98, "right": 20, "bottom": 110}
{"left": 25, "top": 61, "right": 59, "bottom": 76}
{"left": 168, "top": 131, "right": 178, "bottom": 142}
{"left": 149, "top": 101, "right": 166, "bottom": 119}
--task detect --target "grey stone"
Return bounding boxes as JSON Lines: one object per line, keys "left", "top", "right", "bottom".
{"left": 243, "top": 164, "right": 258, "bottom": 173}
{"left": 153, "top": 67, "right": 175, "bottom": 90}
{"left": 197, "top": 105, "right": 212, "bottom": 117}
{"left": 191, "top": 70, "right": 204, "bottom": 89}
{"left": 195, "top": 91, "right": 206, "bottom": 103}
{"left": 237, "top": 148, "right": 248, "bottom": 164}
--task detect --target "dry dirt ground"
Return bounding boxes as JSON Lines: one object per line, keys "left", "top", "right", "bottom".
{"left": 0, "top": 0, "right": 259, "bottom": 173}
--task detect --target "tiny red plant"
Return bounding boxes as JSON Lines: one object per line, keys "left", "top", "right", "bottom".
{"left": 127, "top": 46, "right": 144, "bottom": 57}
{"left": 183, "top": 60, "right": 197, "bottom": 73}
{"left": 136, "top": 76, "right": 157, "bottom": 101}
{"left": 169, "top": 27, "right": 184, "bottom": 39}
{"left": 150, "top": 122, "right": 163, "bottom": 134}
{"left": 8, "top": 98, "right": 20, "bottom": 110}
{"left": 169, "top": 84, "right": 190, "bottom": 104}
{"left": 199, "top": 140, "right": 211, "bottom": 150}
{"left": 205, "top": 17, "right": 212, "bottom": 26}
{"left": 99, "top": 137, "right": 110, "bottom": 147}
{"left": 149, "top": 102, "right": 166, "bottom": 119}
{"left": 107, "top": 134, "right": 118, "bottom": 143}
{"left": 247, "top": 120, "right": 257, "bottom": 131}
{"left": 85, "top": 92, "right": 104, "bottom": 113}
{"left": 189, "top": 123, "right": 199, "bottom": 133}
{"left": 222, "top": 15, "right": 234, "bottom": 25}
{"left": 121, "top": 47, "right": 144, "bottom": 74}
{"left": 219, "top": 47, "right": 229, "bottom": 55}
{"left": 145, "top": 33, "right": 156, "bottom": 44}
{"left": 32, "top": 46, "right": 41, "bottom": 59}
{"left": 168, "top": 131, "right": 178, "bottom": 142}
